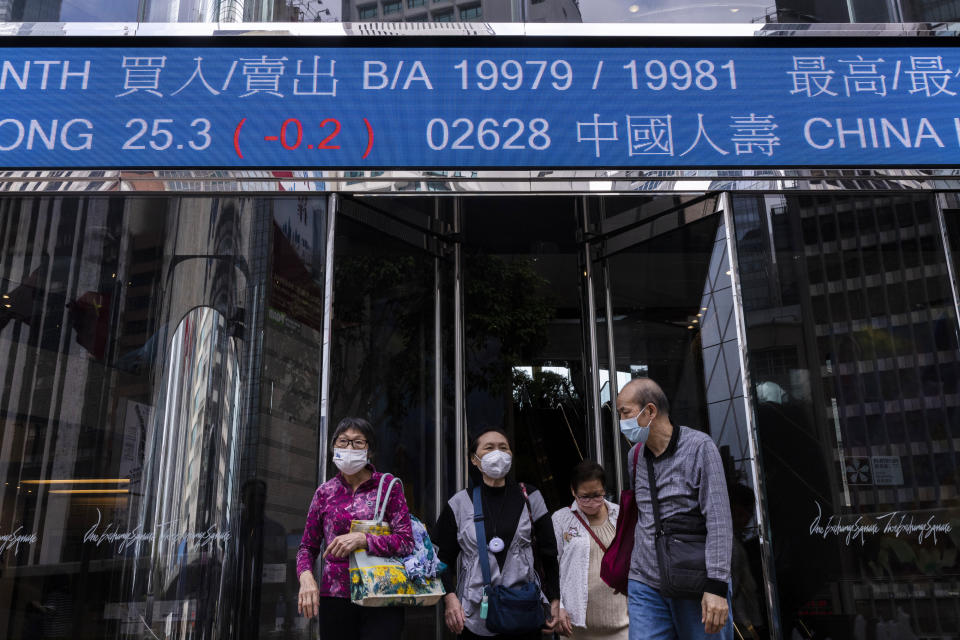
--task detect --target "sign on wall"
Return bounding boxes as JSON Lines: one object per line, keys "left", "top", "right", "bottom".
{"left": 1, "top": 37, "right": 959, "bottom": 169}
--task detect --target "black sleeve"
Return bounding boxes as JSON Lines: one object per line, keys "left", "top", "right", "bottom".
{"left": 533, "top": 511, "right": 561, "bottom": 602}
{"left": 433, "top": 502, "right": 460, "bottom": 595}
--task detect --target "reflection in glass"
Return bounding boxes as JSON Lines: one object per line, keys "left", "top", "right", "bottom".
{"left": 137, "top": 306, "right": 241, "bottom": 639}
{"left": 7, "top": 0, "right": 957, "bottom": 25}
{"left": 327, "top": 197, "right": 448, "bottom": 638}
{"left": 0, "top": 196, "right": 259, "bottom": 639}
{"left": 2, "top": 0, "right": 140, "bottom": 21}
{"left": 259, "top": 196, "right": 328, "bottom": 639}
{"left": 141, "top": 0, "right": 218, "bottom": 22}
{"left": 341, "top": 0, "right": 581, "bottom": 22}
{"left": 591, "top": 197, "right": 768, "bottom": 636}
{"left": 461, "top": 197, "right": 588, "bottom": 512}
{"left": 733, "top": 193, "right": 960, "bottom": 639}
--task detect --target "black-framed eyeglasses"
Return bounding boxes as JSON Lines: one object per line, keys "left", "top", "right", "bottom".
{"left": 575, "top": 493, "right": 605, "bottom": 503}
{"left": 334, "top": 437, "right": 368, "bottom": 449}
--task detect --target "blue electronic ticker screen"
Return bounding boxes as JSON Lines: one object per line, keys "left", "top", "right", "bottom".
{"left": 1, "top": 42, "right": 959, "bottom": 168}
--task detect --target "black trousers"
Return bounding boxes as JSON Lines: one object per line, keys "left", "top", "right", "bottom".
{"left": 317, "top": 596, "right": 405, "bottom": 640}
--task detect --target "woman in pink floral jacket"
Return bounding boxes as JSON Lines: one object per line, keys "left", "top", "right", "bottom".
{"left": 296, "top": 417, "right": 414, "bottom": 640}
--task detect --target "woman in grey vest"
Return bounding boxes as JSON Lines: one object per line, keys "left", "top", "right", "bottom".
{"left": 433, "top": 428, "right": 562, "bottom": 639}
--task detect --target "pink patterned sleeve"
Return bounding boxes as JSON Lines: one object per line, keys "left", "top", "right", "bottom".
{"left": 365, "top": 484, "right": 414, "bottom": 557}
{"left": 296, "top": 488, "right": 324, "bottom": 578}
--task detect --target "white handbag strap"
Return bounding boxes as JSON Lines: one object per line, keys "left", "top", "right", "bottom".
{"left": 374, "top": 475, "right": 402, "bottom": 525}
{"left": 373, "top": 474, "right": 389, "bottom": 514}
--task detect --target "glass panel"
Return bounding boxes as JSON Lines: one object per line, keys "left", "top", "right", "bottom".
{"left": 0, "top": 0, "right": 781, "bottom": 24}
{"left": 5, "top": 0, "right": 949, "bottom": 23}
{"left": 326, "top": 196, "right": 450, "bottom": 639}
{"left": 2, "top": 0, "right": 141, "bottom": 21}
{"left": 139, "top": 305, "right": 241, "bottom": 638}
{"left": 733, "top": 193, "right": 960, "bottom": 639}
{"left": 901, "top": 0, "right": 960, "bottom": 21}
{"left": 460, "top": 4, "right": 481, "bottom": 20}
{"left": 0, "top": 195, "right": 263, "bottom": 639}
{"left": 461, "top": 196, "right": 588, "bottom": 512}
{"left": 591, "top": 198, "right": 625, "bottom": 496}
{"left": 594, "top": 197, "right": 768, "bottom": 634}
{"left": 946, "top": 207, "right": 960, "bottom": 308}
{"left": 260, "top": 197, "right": 329, "bottom": 639}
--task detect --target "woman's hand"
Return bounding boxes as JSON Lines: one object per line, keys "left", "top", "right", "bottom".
{"left": 555, "top": 607, "right": 573, "bottom": 637}
{"left": 543, "top": 599, "right": 562, "bottom": 633}
{"left": 443, "top": 593, "right": 465, "bottom": 634}
{"left": 322, "top": 532, "right": 367, "bottom": 559}
{"left": 297, "top": 571, "right": 320, "bottom": 619}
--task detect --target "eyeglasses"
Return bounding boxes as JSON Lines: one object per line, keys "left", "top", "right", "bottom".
{"left": 334, "top": 437, "right": 368, "bottom": 449}
{"left": 575, "top": 493, "right": 605, "bottom": 503}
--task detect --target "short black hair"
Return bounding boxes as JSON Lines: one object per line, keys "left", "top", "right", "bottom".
{"left": 468, "top": 428, "right": 511, "bottom": 457}
{"left": 331, "top": 417, "right": 376, "bottom": 454}
{"left": 467, "top": 428, "right": 512, "bottom": 485}
{"left": 570, "top": 460, "right": 606, "bottom": 492}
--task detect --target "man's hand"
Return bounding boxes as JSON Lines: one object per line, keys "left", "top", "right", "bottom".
{"left": 297, "top": 571, "right": 320, "bottom": 619}
{"left": 322, "top": 532, "right": 367, "bottom": 558}
{"left": 701, "top": 592, "right": 729, "bottom": 634}
{"left": 443, "top": 593, "right": 465, "bottom": 634}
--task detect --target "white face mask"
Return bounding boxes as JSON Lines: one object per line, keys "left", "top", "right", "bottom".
{"left": 333, "top": 448, "right": 368, "bottom": 475}
{"left": 475, "top": 450, "right": 512, "bottom": 479}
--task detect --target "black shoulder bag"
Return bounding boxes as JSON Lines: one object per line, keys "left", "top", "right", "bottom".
{"left": 645, "top": 455, "right": 709, "bottom": 600}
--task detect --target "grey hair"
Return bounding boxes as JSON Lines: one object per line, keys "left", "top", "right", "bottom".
{"left": 625, "top": 378, "right": 670, "bottom": 416}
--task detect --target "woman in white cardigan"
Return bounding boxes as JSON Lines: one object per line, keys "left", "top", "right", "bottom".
{"left": 552, "top": 461, "right": 628, "bottom": 640}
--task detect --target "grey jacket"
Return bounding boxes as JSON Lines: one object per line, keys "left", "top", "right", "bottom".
{"left": 448, "top": 487, "right": 549, "bottom": 636}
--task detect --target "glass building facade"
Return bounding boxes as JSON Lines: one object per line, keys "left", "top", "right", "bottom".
{"left": 0, "top": 3, "right": 959, "bottom": 640}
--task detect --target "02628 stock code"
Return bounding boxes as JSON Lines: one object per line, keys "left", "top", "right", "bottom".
{"left": 426, "top": 117, "right": 550, "bottom": 151}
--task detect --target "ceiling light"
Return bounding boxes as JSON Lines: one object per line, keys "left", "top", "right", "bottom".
{"left": 628, "top": 4, "right": 639, "bottom": 12}
{"left": 50, "top": 489, "right": 130, "bottom": 494}
{"left": 726, "top": 270, "right": 732, "bottom": 275}
{"left": 730, "top": 7, "right": 740, "bottom": 11}
{"left": 22, "top": 478, "right": 131, "bottom": 484}
{"left": 693, "top": 319, "right": 699, "bottom": 323}
{"left": 696, "top": 313, "right": 703, "bottom": 317}
{"left": 687, "top": 325, "right": 694, "bottom": 329}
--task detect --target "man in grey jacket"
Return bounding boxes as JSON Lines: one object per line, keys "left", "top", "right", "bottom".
{"left": 617, "top": 378, "right": 733, "bottom": 640}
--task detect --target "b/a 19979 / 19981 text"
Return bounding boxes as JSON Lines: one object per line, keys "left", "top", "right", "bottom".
{"left": 451, "top": 58, "right": 737, "bottom": 92}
